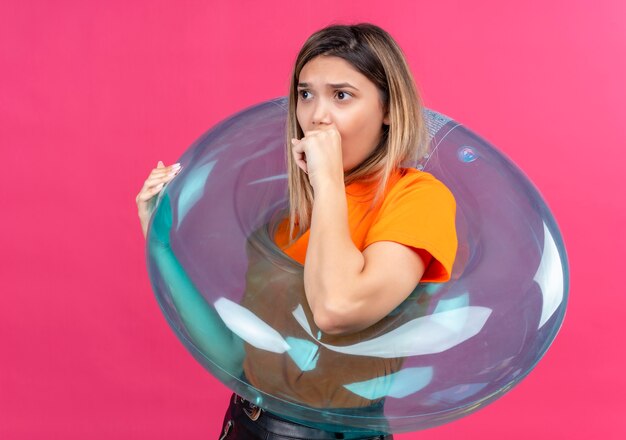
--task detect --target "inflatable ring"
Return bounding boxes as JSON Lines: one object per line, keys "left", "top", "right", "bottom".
{"left": 146, "top": 97, "right": 569, "bottom": 433}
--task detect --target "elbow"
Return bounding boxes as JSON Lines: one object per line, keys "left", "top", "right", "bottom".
{"left": 313, "top": 310, "right": 344, "bottom": 335}
{"left": 304, "top": 273, "right": 365, "bottom": 336}
{"left": 311, "top": 298, "right": 361, "bottom": 336}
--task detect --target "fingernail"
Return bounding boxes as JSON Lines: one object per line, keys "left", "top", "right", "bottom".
{"left": 172, "top": 163, "right": 181, "bottom": 168}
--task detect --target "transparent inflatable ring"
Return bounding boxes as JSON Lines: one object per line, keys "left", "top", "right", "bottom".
{"left": 146, "top": 98, "right": 569, "bottom": 433}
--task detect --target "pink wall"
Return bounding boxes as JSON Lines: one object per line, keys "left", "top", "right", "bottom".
{"left": 1, "top": 0, "right": 624, "bottom": 438}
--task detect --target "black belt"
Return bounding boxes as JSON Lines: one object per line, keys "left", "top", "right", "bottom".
{"left": 220, "top": 393, "right": 393, "bottom": 440}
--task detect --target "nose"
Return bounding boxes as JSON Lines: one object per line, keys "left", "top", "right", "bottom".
{"left": 311, "top": 98, "right": 332, "bottom": 126}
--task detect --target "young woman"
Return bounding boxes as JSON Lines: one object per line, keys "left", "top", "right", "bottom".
{"left": 136, "top": 23, "right": 457, "bottom": 440}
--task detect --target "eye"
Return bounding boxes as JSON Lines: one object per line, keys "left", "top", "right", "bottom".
{"left": 335, "top": 90, "right": 352, "bottom": 101}
{"left": 298, "top": 90, "right": 312, "bottom": 100}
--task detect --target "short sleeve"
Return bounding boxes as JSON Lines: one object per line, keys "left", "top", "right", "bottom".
{"left": 364, "top": 172, "right": 458, "bottom": 282}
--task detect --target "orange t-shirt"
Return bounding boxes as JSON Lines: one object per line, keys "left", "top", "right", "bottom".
{"left": 273, "top": 167, "right": 458, "bottom": 282}
{"left": 240, "top": 167, "right": 458, "bottom": 409}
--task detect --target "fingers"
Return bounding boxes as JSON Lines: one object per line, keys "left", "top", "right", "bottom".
{"left": 136, "top": 162, "right": 182, "bottom": 206}
{"left": 291, "top": 124, "right": 340, "bottom": 176}
{"left": 145, "top": 164, "right": 181, "bottom": 186}
{"left": 150, "top": 162, "right": 180, "bottom": 177}
{"left": 136, "top": 182, "right": 166, "bottom": 203}
{"left": 290, "top": 139, "right": 308, "bottom": 174}
{"left": 302, "top": 122, "right": 338, "bottom": 137}
{"left": 144, "top": 168, "right": 179, "bottom": 185}
{"left": 299, "top": 130, "right": 340, "bottom": 151}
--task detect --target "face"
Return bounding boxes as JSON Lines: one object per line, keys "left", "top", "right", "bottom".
{"left": 296, "top": 55, "right": 389, "bottom": 172}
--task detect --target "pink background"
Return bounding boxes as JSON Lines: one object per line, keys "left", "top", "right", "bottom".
{"left": 1, "top": 0, "right": 624, "bottom": 438}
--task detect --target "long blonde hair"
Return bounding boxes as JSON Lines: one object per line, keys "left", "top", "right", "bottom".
{"left": 285, "top": 23, "right": 428, "bottom": 242}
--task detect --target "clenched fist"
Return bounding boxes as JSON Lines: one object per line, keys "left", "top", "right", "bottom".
{"left": 291, "top": 123, "right": 344, "bottom": 191}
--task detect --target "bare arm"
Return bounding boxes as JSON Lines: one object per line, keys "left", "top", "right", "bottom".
{"left": 291, "top": 126, "right": 429, "bottom": 336}
{"left": 304, "top": 179, "right": 428, "bottom": 335}
{"left": 138, "top": 163, "right": 244, "bottom": 376}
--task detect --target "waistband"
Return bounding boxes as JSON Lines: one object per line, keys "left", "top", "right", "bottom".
{"left": 228, "top": 394, "right": 392, "bottom": 440}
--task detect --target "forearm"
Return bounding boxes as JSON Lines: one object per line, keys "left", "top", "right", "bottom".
{"left": 147, "top": 194, "right": 244, "bottom": 375}
{"left": 149, "top": 241, "right": 244, "bottom": 376}
{"left": 304, "top": 180, "right": 365, "bottom": 334}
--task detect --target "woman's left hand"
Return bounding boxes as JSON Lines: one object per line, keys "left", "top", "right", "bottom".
{"left": 291, "top": 123, "right": 344, "bottom": 191}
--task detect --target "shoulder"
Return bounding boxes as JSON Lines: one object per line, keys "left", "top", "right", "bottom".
{"left": 396, "top": 167, "right": 452, "bottom": 190}
{"left": 382, "top": 167, "right": 456, "bottom": 210}
{"left": 366, "top": 167, "right": 459, "bottom": 282}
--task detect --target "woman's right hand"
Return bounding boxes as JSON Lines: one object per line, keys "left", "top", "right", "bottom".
{"left": 136, "top": 161, "right": 182, "bottom": 239}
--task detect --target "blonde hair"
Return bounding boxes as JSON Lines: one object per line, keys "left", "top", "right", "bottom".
{"left": 285, "top": 23, "right": 428, "bottom": 242}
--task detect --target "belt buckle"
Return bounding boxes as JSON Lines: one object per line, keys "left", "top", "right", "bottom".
{"left": 234, "top": 394, "right": 262, "bottom": 421}
{"left": 243, "top": 403, "right": 262, "bottom": 421}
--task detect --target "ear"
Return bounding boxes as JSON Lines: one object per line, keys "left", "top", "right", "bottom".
{"left": 383, "top": 110, "right": 390, "bottom": 126}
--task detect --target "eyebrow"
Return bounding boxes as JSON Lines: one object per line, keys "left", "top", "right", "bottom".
{"left": 297, "top": 82, "right": 359, "bottom": 91}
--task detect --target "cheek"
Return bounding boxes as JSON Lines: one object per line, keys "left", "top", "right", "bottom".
{"left": 338, "top": 111, "right": 377, "bottom": 145}
{"left": 296, "top": 104, "right": 310, "bottom": 129}
{"left": 331, "top": 112, "right": 358, "bottom": 140}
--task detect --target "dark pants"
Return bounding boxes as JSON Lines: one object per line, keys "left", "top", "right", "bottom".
{"left": 218, "top": 394, "right": 393, "bottom": 440}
